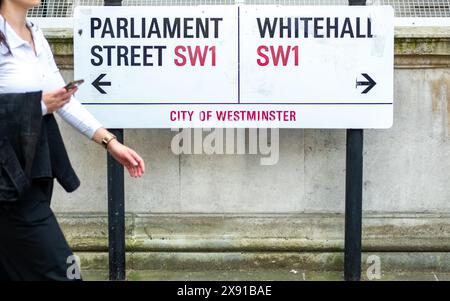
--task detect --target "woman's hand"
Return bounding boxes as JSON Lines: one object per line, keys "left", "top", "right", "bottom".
{"left": 91, "top": 128, "right": 146, "bottom": 178}
{"left": 42, "top": 87, "right": 78, "bottom": 113}
{"left": 106, "top": 139, "right": 145, "bottom": 178}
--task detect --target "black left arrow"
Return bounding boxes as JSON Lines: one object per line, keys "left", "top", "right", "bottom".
{"left": 356, "top": 73, "right": 376, "bottom": 94}
{"left": 92, "top": 73, "right": 111, "bottom": 94}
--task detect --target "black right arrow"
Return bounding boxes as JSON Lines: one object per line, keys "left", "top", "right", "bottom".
{"left": 92, "top": 73, "right": 111, "bottom": 94}
{"left": 356, "top": 73, "right": 376, "bottom": 94}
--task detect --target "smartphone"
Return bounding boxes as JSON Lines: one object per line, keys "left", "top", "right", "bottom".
{"left": 64, "top": 79, "right": 84, "bottom": 91}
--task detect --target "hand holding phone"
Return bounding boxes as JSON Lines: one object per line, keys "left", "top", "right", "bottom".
{"left": 64, "top": 79, "right": 84, "bottom": 91}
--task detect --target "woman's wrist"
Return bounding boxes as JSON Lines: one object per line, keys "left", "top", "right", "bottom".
{"left": 92, "top": 128, "right": 113, "bottom": 146}
{"left": 102, "top": 132, "right": 117, "bottom": 149}
{"left": 92, "top": 128, "right": 123, "bottom": 151}
{"left": 106, "top": 138, "right": 120, "bottom": 151}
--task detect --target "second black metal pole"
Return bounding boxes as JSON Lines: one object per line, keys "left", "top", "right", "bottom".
{"left": 344, "top": 129, "right": 364, "bottom": 281}
{"left": 344, "top": 0, "right": 366, "bottom": 282}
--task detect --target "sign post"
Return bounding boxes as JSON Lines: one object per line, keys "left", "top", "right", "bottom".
{"left": 74, "top": 2, "right": 393, "bottom": 281}
{"left": 344, "top": 0, "right": 367, "bottom": 282}
{"left": 104, "top": 0, "right": 125, "bottom": 281}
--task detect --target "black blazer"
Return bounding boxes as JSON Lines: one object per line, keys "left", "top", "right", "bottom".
{"left": 0, "top": 91, "right": 80, "bottom": 202}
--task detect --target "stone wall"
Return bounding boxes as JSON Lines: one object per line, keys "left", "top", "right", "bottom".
{"left": 42, "top": 26, "right": 450, "bottom": 273}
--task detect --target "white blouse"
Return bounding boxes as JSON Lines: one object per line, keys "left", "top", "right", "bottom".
{"left": 0, "top": 14, "right": 102, "bottom": 139}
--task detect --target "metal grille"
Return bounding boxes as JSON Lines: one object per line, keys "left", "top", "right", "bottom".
{"left": 27, "top": 0, "right": 450, "bottom": 17}
{"left": 370, "top": 0, "right": 450, "bottom": 17}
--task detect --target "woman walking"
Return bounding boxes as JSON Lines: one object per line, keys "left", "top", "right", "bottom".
{"left": 0, "top": 0, "right": 145, "bottom": 280}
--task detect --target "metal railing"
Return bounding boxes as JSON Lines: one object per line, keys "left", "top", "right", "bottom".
{"left": 28, "top": 0, "right": 450, "bottom": 18}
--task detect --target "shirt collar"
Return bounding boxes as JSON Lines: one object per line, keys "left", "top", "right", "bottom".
{"left": 0, "top": 14, "right": 43, "bottom": 56}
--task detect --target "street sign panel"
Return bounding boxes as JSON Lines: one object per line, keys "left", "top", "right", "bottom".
{"left": 74, "top": 5, "right": 394, "bottom": 128}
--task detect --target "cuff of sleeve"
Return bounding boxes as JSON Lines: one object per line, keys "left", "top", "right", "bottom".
{"left": 87, "top": 123, "right": 103, "bottom": 140}
{"left": 40, "top": 100, "right": 47, "bottom": 116}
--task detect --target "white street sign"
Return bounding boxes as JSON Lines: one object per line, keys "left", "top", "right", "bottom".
{"left": 74, "top": 5, "right": 394, "bottom": 128}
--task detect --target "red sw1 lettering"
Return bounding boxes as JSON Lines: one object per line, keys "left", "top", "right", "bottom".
{"left": 257, "top": 45, "right": 299, "bottom": 66}
{"left": 174, "top": 46, "right": 216, "bottom": 66}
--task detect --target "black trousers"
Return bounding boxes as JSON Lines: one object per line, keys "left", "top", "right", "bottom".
{"left": 0, "top": 178, "right": 81, "bottom": 281}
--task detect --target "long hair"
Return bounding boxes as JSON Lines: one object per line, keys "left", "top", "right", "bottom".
{"left": 0, "top": 0, "right": 12, "bottom": 54}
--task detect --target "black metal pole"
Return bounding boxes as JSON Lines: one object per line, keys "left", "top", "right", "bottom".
{"left": 345, "top": 0, "right": 366, "bottom": 283}
{"left": 104, "top": 0, "right": 122, "bottom": 6}
{"left": 349, "top": 0, "right": 366, "bottom": 5}
{"left": 104, "top": 0, "right": 125, "bottom": 281}
{"left": 107, "top": 129, "right": 125, "bottom": 281}
{"left": 344, "top": 129, "right": 363, "bottom": 281}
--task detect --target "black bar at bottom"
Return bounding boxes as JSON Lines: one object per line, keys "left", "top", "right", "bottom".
{"left": 344, "top": 129, "right": 364, "bottom": 281}
{"left": 107, "top": 129, "right": 125, "bottom": 281}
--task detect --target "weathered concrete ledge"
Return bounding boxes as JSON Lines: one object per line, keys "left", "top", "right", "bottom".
{"left": 395, "top": 27, "right": 450, "bottom": 68}
{"left": 43, "top": 27, "right": 450, "bottom": 70}
{"left": 67, "top": 212, "right": 450, "bottom": 274}
{"left": 75, "top": 251, "right": 450, "bottom": 274}
{"left": 57, "top": 213, "right": 450, "bottom": 252}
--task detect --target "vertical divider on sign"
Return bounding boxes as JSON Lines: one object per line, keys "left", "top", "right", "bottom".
{"left": 103, "top": 0, "right": 126, "bottom": 281}
{"left": 344, "top": 0, "right": 366, "bottom": 281}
